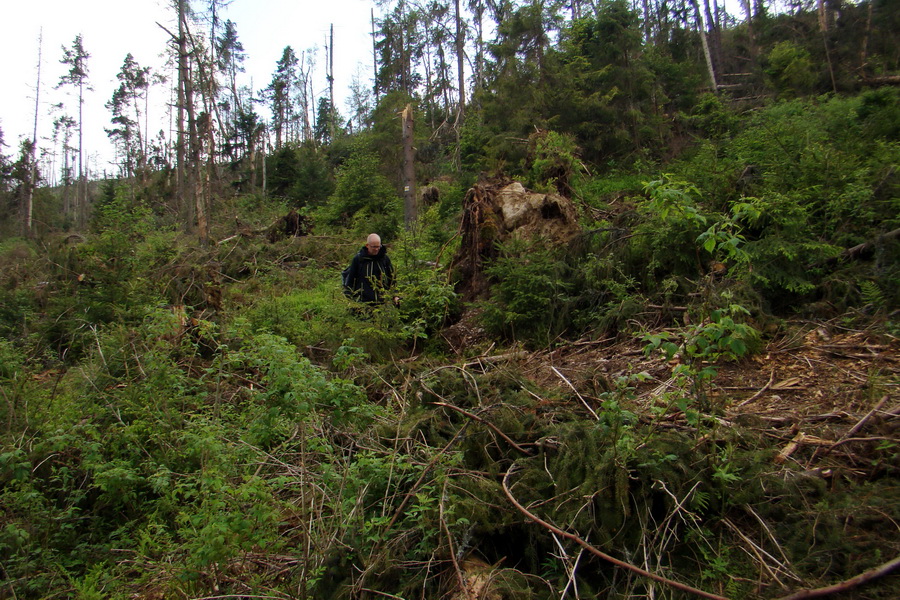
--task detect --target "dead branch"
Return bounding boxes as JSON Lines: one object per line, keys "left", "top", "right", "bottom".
{"left": 502, "top": 466, "right": 730, "bottom": 600}
{"left": 383, "top": 422, "right": 471, "bottom": 534}
{"left": 844, "top": 395, "right": 889, "bottom": 439}
{"left": 551, "top": 366, "right": 600, "bottom": 421}
{"left": 735, "top": 367, "right": 776, "bottom": 407}
{"left": 774, "top": 555, "right": 900, "bottom": 600}
{"left": 721, "top": 517, "right": 800, "bottom": 587}
{"left": 431, "top": 401, "right": 532, "bottom": 455}
{"left": 439, "top": 479, "right": 469, "bottom": 599}
{"left": 463, "top": 350, "right": 530, "bottom": 368}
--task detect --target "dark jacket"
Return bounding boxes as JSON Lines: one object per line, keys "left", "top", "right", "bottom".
{"left": 343, "top": 245, "right": 394, "bottom": 303}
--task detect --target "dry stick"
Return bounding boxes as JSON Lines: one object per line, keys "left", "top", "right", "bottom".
{"left": 502, "top": 466, "right": 730, "bottom": 600}
{"left": 188, "top": 595, "right": 289, "bottom": 600}
{"left": 735, "top": 367, "right": 776, "bottom": 407}
{"left": 843, "top": 395, "right": 889, "bottom": 440}
{"left": 773, "top": 555, "right": 900, "bottom": 600}
{"left": 812, "top": 395, "right": 889, "bottom": 464}
{"left": 721, "top": 517, "right": 794, "bottom": 587}
{"left": 383, "top": 422, "right": 471, "bottom": 535}
{"left": 439, "top": 479, "right": 469, "bottom": 600}
{"left": 431, "top": 401, "right": 532, "bottom": 455}
{"left": 744, "top": 505, "right": 798, "bottom": 579}
{"left": 551, "top": 366, "right": 600, "bottom": 421}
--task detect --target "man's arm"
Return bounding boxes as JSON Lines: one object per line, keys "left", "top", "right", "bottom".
{"left": 383, "top": 255, "right": 395, "bottom": 289}
{"left": 343, "top": 256, "right": 360, "bottom": 297}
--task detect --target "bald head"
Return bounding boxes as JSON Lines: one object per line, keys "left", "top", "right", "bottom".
{"left": 365, "top": 233, "right": 382, "bottom": 256}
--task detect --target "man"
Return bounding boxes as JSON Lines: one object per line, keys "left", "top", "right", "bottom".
{"left": 342, "top": 233, "right": 398, "bottom": 305}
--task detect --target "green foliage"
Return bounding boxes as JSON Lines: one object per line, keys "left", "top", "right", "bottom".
{"left": 525, "top": 129, "right": 581, "bottom": 194}
{"left": 265, "top": 141, "right": 335, "bottom": 206}
{"left": 316, "top": 138, "right": 402, "bottom": 236}
{"left": 631, "top": 174, "right": 713, "bottom": 284}
{"left": 644, "top": 302, "right": 760, "bottom": 365}
{"left": 856, "top": 87, "right": 900, "bottom": 140}
{"left": 479, "top": 238, "right": 572, "bottom": 346}
{"left": 683, "top": 92, "right": 740, "bottom": 139}
{"left": 765, "top": 41, "right": 818, "bottom": 97}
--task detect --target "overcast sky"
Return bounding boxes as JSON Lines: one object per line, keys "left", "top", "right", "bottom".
{"left": 0, "top": 0, "right": 376, "bottom": 173}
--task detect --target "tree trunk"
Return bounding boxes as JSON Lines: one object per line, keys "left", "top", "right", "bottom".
{"left": 372, "top": 8, "right": 379, "bottom": 100}
{"left": 689, "top": 0, "right": 718, "bottom": 91}
{"left": 26, "top": 31, "right": 43, "bottom": 239}
{"left": 817, "top": 0, "right": 829, "bottom": 32}
{"left": 860, "top": 0, "right": 873, "bottom": 77}
{"left": 261, "top": 134, "right": 267, "bottom": 199}
{"left": 401, "top": 104, "right": 417, "bottom": 228}
{"left": 742, "top": 0, "right": 758, "bottom": 61}
{"left": 329, "top": 24, "right": 336, "bottom": 141}
{"left": 641, "top": 0, "right": 653, "bottom": 42}
{"left": 76, "top": 78, "right": 85, "bottom": 228}
{"left": 454, "top": 0, "right": 465, "bottom": 126}
{"left": 472, "top": 0, "right": 484, "bottom": 96}
{"left": 177, "top": 0, "right": 188, "bottom": 227}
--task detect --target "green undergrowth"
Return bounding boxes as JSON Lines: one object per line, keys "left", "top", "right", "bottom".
{"left": 1, "top": 257, "right": 898, "bottom": 598}
{"left": 2, "top": 91, "right": 899, "bottom": 597}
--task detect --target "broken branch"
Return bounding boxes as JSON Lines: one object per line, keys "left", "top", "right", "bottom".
{"left": 502, "top": 466, "right": 730, "bottom": 600}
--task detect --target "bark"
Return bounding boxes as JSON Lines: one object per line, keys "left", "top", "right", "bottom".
{"left": 329, "top": 24, "right": 335, "bottom": 141}
{"left": 26, "top": 31, "right": 43, "bottom": 238}
{"left": 454, "top": 0, "right": 465, "bottom": 126}
{"left": 860, "top": 0, "right": 873, "bottom": 76}
{"left": 689, "top": 0, "right": 718, "bottom": 91}
{"left": 817, "top": 0, "right": 829, "bottom": 32}
{"left": 774, "top": 555, "right": 900, "bottom": 600}
{"left": 641, "top": 0, "right": 652, "bottom": 42}
{"left": 176, "top": 0, "right": 188, "bottom": 226}
{"left": 372, "top": 8, "right": 379, "bottom": 99}
{"left": 401, "top": 104, "right": 417, "bottom": 228}
{"left": 702, "top": 0, "right": 722, "bottom": 79}
{"left": 742, "top": 0, "right": 758, "bottom": 60}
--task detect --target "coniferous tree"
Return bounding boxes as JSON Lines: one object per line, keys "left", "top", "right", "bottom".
{"left": 264, "top": 47, "right": 299, "bottom": 149}
{"left": 51, "top": 113, "right": 77, "bottom": 216}
{"left": 217, "top": 19, "right": 246, "bottom": 163}
{"left": 57, "top": 34, "right": 90, "bottom": 227}
{"left": 375, "top": 0, "right": 423, "bottom": 96}
{"left": 24, "top": 30, "right": 43, "bottom": 238}
{"left": 106, "top": 54, "right": 150, "bottom": 178}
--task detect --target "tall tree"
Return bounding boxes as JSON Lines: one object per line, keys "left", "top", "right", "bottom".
{"left": 375, "top": 0, "right": 423, "bottom": 96}
{"left": 57, "top": 34, "right": 90, "bottom": 227}
{"left": 25, "top": 30, "right": 43, "bottom": 238}
{"left": 455, "top": 0, "right": 466, "bottom": 127}
{"left": 51, "top": 113, "right": 77, "bottom": 216}
{"left": 347, "top": 68, "right": 375, "bottom": 133}
{"left": 327, "top": 24, "right": 336, "bottom": 142}
{"left": 12, "top": 140, "right": 39, "bottom": 235}
{"left": 216, "top": 18, "right": 246, "bottom": 163}
{"left": 106, "top": 54, "right": 150, "bottom": 179}
{"left": 165, "top": 0, "right": 207, "bottom": 244}
{"left": 468, "top": 0, "right": 487, "bottom": 96}
{"left": 688, "top": 0, "right": 718, "bottom": 91}
{"left": 401, "top": 104, "right": 416, "bottom": 227}
{"left": 264, "top": 46, "right": 299, "bottom": 149}
{"left": 0, "top": 128, "right": 12, "bottom": 197}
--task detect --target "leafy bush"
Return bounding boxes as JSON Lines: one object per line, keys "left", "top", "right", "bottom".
{"left": 765, "top": 41, "right": 818, "bottom": 97}
{"left": 316, "top": 139, "right": 402, "bottom": 237}
{"left": 479, "top": 238, "right": 572, "bottom": 346}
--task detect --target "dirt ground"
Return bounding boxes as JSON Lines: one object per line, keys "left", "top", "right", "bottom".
{"left": 446, "top": 316, "right": 899, "bottom": 478}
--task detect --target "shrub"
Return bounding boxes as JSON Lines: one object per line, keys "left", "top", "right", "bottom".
{"left": 479, "top": 238, "right": 572, "bottom": 346}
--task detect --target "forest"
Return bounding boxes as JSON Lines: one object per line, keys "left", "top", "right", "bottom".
{"left": 0, "top": 0, "right": 898, "bottom": 598}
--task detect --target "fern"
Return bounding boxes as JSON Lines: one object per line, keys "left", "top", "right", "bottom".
{"left": 860, "top": 280, "right": 886, "bottom": 310}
